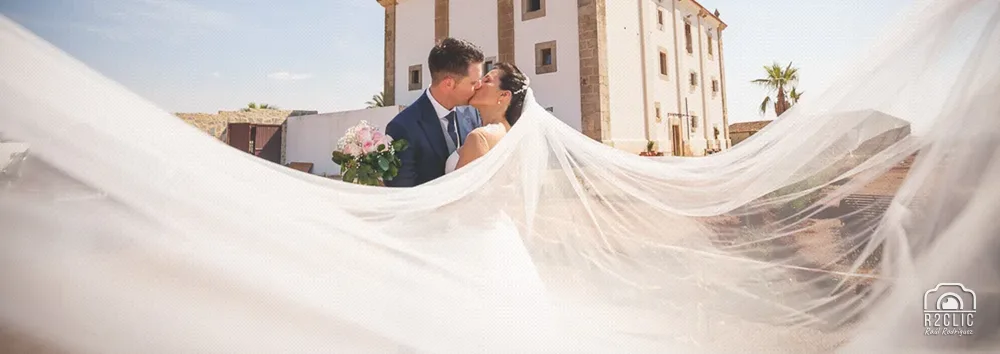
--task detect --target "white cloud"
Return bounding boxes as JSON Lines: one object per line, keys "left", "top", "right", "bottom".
{"left": 83, "top": 25, "right": 137, "bottom": 42}
{"left": 268, "top": 71, "right": 314, "bottom": 81}
{"left": 79, "top": 0, "right": 236, "bottom": 43}
{"left": 211, "top": 72, "right": 221, "bottom": 78}
{"left": 133, "top": 0, "right": 236, "bottom": 30}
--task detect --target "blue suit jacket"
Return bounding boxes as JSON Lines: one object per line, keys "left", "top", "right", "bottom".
{"left": 384, "top": 93, "right": 482, "bottom": 187}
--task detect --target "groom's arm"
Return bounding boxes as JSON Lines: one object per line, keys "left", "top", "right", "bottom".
{"left": 385, "top": 121, "right": 417, "bottom": 187}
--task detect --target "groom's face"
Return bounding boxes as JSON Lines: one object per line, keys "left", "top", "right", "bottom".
{"left": 450, "top": 62, "right": 484, "bottom": 106}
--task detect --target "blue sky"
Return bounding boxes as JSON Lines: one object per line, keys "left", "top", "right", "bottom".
{"left": 1, "top": 0, "right": 912, "bottom": 122}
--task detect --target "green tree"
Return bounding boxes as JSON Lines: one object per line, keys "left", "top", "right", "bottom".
{"left": 366, "top": 92, "right": 386, "bottom": 109}
{"left": 752, "top": 62, "right": 801, "bottom": 117}
{"left": 243, "top": 102, "right": 279, "bottom": 111}
{"left": 789, "top": 87, "right": 804, "bottom": 105}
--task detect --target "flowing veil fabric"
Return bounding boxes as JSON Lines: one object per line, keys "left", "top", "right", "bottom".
{"left": 1, "top": 0, "right": 1000, "bottom": 352}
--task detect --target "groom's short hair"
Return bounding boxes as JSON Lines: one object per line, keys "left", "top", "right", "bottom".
{"left": 428, "top": 37, "right": 484, "bottom": 83}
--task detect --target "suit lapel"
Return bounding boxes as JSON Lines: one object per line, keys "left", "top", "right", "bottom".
{"left": 415, "top": 93, "right": 449, "bottom": 160}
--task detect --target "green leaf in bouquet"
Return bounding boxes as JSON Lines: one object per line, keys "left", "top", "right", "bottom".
{"left": 332, "top": 151, "right": 351, "bottom": 164}
{"left": 358, "top": 164, "right": 374, "bottom": 182}
{"left": 377, "top": 156, "right": 389, "bottom": 171}
{"left": 377, "top": 144, "right": 386, "bottom": 152}
{"left": 359, "top": 172, "right": 374, "bottom": 185}
{"left": 343, "top": 168, "right": 357, "bottom": 183}
{"left": 392, "top": 139, "right": 408, "bottom": 152}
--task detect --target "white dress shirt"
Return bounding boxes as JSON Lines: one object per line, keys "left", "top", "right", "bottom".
{"left": 426, "top": 89, "right": 461, "bottom": 151}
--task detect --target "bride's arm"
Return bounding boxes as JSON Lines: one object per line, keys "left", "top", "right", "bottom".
{"left": 455, "top": 130, "right": 490, "bottom": 170}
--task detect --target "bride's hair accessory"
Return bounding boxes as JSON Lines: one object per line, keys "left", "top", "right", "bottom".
{"left": 512, "top": 76, "right": 530, "bottom": 95}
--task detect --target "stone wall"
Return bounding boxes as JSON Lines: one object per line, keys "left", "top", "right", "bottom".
{"left": 498, "top": 0, "right": 515, "bottom": 64}
{"left": 382, "top": 1, "right": 397, "bottom": 106}
{"left": 175, "top": 109, "right": 318, "bottom": 165}
{"left": 434, "top": 0, "right": 449, "bottom": 41}
{"left": 578, "top": 0, "right": 611, "bottom": 142}
{"left": 728, "top": 120, "right": 772, "bottom": 146}
{"left": 175, "top": 109, "right": 315, "bottom": 139}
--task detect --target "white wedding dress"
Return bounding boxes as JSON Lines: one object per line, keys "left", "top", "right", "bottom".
{"left": 442, "top": 123, "right": 507, "bottom": 175}
{"left": 2, "top": 0, "right": 1000, "bottom": 351}
{"left": 432, "top": 121, "right": 561, "bottom": 346}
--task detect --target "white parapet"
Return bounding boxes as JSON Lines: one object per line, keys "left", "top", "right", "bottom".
{"left": 284, "top": 106, "right": 404, "bottom": 176}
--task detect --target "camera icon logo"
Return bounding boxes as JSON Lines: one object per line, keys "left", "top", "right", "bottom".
{"left": 923, "top": 283, "right": 976, "bottom": 336}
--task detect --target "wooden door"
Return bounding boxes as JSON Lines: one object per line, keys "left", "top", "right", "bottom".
{"left": 253, "top": 125, "right": 282, "bottom": 163}
{"left": 227, "top": 123, "right": 252, "bottom": 153}
{"left": 671, "top": 125, "right": 683, "bottom": 156}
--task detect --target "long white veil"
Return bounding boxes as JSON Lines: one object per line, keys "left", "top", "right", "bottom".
{"left": 1, "top": 0, "right": 999, "bottom": 352}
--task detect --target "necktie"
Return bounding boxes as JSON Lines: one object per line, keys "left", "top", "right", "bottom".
{"left": 445, "top": 111, "right": 460, "bottom": 150}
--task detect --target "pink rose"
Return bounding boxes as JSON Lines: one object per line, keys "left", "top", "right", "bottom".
{"left": 343, "top": 142, "right": 361, "bottom": 157}
{"left": 362, "top": 140, "right": 376, "bottom": 154}
{"left": 355, "top": 126, "right": 373, "bottom": 144}
{"left": 371, "top": 131, "right": 384, "bottom": 144}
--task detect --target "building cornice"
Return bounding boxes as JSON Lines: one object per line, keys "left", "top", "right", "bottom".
{"left": 683, "top": 0, "right": 727, "bottom": 29}
{"left": 376, "top": 0, "right": 398, "bottom": 8}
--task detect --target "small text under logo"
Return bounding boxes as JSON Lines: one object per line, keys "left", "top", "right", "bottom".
{"left": 923, "top": 283, "right": 975, "bottom": 336}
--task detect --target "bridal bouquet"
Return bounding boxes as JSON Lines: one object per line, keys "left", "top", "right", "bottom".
{"left": 331, "top": 121, "right": 408, "bottom": 186}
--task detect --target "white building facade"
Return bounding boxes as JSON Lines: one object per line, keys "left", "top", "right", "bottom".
{"left": 377, "top": 0, "right": 731, "bottom": 156}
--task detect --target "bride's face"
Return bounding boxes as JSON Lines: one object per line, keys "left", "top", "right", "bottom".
{"left": 469, "top": 69, "right": 510, "bottom": 111}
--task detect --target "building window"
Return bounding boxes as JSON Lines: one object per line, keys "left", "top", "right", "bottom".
{"left": 707, "top": 35, "right": 714, "bottom": 57}
{"left": 684, "top": 22, "right": 693, "bottom": 54}
{"left": 689, "top": 71, "right": 698, "bottom": 87}
{"left": 654, "top": 102, "right": 662, "bottom": 123}
{"left": 657, "top": 9, "right": 665, "bottom": 30}
{"left": 535, "top": 41, "right": 557, "bottom": 75}
{"left": 408, "top": 64, "right": 423, "bottom": 91}
{"left": 522, "top": 0, "right": 545, "bottom": 21}
{"left": 658, "top": 48, "right": 669, "bottom": 79}
{"left": 483, "top": 57, "right": 496, "bottom": 74}
{"left": 711, "top": 79, "right": 719, "bottom": 95}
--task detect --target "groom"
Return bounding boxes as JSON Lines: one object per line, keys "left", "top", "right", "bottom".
{"left": 384, "top": 38, "right": 485, "bottom": 187}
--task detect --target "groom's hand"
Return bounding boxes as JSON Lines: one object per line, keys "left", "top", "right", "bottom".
{"left": 385, "top": 121, "right": 417, "bottom": 187}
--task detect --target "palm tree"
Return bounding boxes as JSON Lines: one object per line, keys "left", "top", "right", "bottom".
{"left": 752, "top": 62, "right": 800, "bottom": 117}
{"left": 242, "top": 102, "right": 279, "bottom": 111}
{"left": 789, "top": 87, "right": 804, "bottom": 105}
{"left": 366, "top": 92, "right": 386, "bottom": 109}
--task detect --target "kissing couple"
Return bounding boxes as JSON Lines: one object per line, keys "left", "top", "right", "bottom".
{"left": 384, "top": 37, "right": 532, "bottom": 188}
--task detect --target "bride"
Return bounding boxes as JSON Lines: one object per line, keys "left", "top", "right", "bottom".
{"left": 434, "top": 61, "right": 559, "bottom": 331}
{"left": 444, "top": 62, "right": 529, "bottom": 174}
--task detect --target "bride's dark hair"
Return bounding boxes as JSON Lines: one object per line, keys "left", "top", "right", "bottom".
{"left": 495, "top": 62, "right": 529, "bottom": 126}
